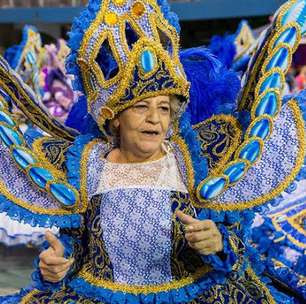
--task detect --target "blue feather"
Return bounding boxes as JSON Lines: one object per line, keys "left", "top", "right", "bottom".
{"left": 180, "top": 47, "right": 240, "bottom": 125}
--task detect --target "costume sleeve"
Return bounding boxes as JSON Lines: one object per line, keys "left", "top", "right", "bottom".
{"left": 31, "top": 223, "right": 87, "bottom": 291}
{"left": 197, "top": 209, "right": 250, "bottom": 274}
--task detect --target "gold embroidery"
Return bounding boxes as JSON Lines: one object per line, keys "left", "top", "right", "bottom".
{"left": 272, "top": 208, "right": 306, "bottom": 249}
{"left": 32, "top": 137, "right": 66, "bottom": 179}
{"left": 193, "top": 114, "right": 242, "bottom": 174}
{"left": 79, "top": 139, "right": 102, "bottom": 213}
{"left": 20, "top": 289, "right": 40, "bottom": 303}
{"left": 171, "top": 134, "right": 196, "bottom": 204}
{"left": 245, "top": 267, "right": 276, "bottom": 304}
{"left": 79, "top": 264, "right": 211, "bottom": 295}
{"left": 78, "top": 0, "right": 189, "bottom": 128}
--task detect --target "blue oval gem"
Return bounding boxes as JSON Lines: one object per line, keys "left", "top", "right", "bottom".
{"left": 200, "top": 176, "right": 227, "bottom": 200}
{"left": 266, "top": 48, "right": 289, "bottom": 72}
{"left": 250, "top": 118, "right": 271, "bottom": 140}
{"left": 140, "top": 49, "right": 156, "bottom": 73}
{"left": 29, "top": 167, "right": 53, "bottom": 189}
{"left": 224, "top": 162, "right": 247, "bottom": 184}
{"left": 273, "top": 27, "right": 297, "bottom": 49}
{"left": 280, "top": 1, "right": 306, "bottom": 27}
{"left": 50, "top": 183, "right": 77, "bottom": 207}
{"left": 26, "top": 52, "right": 36, "bottom": 65}
{"left": 239, "top": 140, "right": 261, "bottom": 163}
{"left": 259, "top": 73, "right": 282, "bottom": 95}
{"left": 0, "top": 111, "right": 15, "bottom": 127}
{"left": 255, "top": 91, "right": 279, "bottom": 117}
{"left": 0, "top": 125, "right": 22, "bottom": 147}
{"left": 12, "top": 148, "right": 36, "bottom": 169}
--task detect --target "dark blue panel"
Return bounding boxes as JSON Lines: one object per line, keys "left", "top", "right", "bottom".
{"left": 0, "top": 0, "right": 288, "bottom": 23}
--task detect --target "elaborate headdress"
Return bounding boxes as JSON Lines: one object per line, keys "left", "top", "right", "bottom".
{"left": 67, "top": 0, "right": 189, "bottom": 129}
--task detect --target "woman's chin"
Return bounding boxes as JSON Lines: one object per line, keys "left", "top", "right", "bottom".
{"left": 136, "top": 143, "right": 163, "bottom": 157}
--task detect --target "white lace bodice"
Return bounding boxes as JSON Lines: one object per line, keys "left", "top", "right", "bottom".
{"left": 95, "top": 152, "right": 188, "bottom": 194}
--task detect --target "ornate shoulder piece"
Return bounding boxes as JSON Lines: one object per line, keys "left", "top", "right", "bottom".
{"left": 194, "top": 0, "right": 306, "bottom": 211}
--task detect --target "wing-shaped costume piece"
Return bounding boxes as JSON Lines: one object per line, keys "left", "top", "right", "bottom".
{"left": 193, "top": 0, "right": 306, "bottom": 212}
{"left": 0, "top": 55, "right": 85, "bottom": 229}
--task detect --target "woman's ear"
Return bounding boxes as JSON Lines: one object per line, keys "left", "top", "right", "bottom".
{"left": 113, "top": 118, "right": 120, "bottom": 129}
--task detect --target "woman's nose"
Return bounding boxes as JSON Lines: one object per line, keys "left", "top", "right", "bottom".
{"left": 146, "top": 108, "right": 160, "bottom": 124}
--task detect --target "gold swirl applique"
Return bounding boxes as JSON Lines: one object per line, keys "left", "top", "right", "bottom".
{"left": 32, "top": 137, "right": 67, "bottom": 179}
{"left": 193, "top": 114, "right": 242, "bottom": 174}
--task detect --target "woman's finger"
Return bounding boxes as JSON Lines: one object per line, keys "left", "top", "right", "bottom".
{"left": 185, "top": 230, "right": 212, "bottom": 243}
{"left": 186, "top": 220, "right": 215, "bottom": 233}
{"left": 42, "top": 269, "right": 68, "bottom": 283}
{"left": 39, "top": 260, "right": 72, "bottom": 275}
{"left": 39, "top": 252, "right": 70, "bottom": 265}
{"left": 176, "top": 210, "right": 199, "bottom": 226}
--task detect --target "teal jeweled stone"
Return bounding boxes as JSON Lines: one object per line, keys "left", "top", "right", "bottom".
{"left": 0, "top": 125, "right": 22, "bottom": 147}
{"left": 140, "top": 49, "right": 156, "bottom": 73}
{"left": 224, "top": 162, "right": 247, "bottom": 184}
{"left": 266, "top": 47, "right": 289, "bottom": 72}
{"left": 50, "top": 183, "right": 77, "bottom": 207}
{"left": 0, "top": 111, "right": 15, "bottom": 127}
{"left": 239, "top": 140, "right": 261, "bottom": 163}
{"left": 250, "top": 118, "right": 271, "bottom": 140}
{"left": 281, "top": 1, "right": 306, "bottom": 27}
{"left": 255, "top": 91, "right": 279, "bottom": 117}
{"left": 258, "top": 72, "right": 282, "bottom": 95}
{"left": 199, "top": 176, "right": 227, "bottom": 200}
{"left": 26, "top": 52, "right": 36, "bottom": 65}
{"left": 12, "top": 148, "right": 36, "bottom": 169}
{"left": 29, "top": 167, "right": 54, "bottom": 189}
{"left": 273, "top": 27, "right": 297, "bottom": 49}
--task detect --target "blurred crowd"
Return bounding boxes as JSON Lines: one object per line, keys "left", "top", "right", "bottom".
{"left": 0, "top": 0, "right": 88, "bottom": 7}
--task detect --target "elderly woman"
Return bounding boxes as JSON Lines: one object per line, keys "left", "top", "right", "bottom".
{"left": 0, "top": 0, "right": 305, "bottom": 303}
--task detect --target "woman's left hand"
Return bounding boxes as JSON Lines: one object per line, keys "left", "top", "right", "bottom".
{"left": 176, "top": 210, "right": 223, "bottom": 255}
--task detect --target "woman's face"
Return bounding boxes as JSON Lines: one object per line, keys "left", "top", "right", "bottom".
{"left": 115, "top": 95, "right": 171, "bottom": 158}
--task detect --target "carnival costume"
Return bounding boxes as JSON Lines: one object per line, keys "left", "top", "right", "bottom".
{"left": 0, "top": 0, "right": 305, "bottom": 303}
{"left": 0, "top": 25, "right": 57, "bottom": 247}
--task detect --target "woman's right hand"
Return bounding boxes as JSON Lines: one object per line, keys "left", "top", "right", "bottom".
{"left": 39, "top": 231, "right": 74, "bottom": 283}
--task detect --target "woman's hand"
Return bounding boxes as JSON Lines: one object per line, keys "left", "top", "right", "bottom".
{"left": 176, "top": 210, "right": 223, "bottom": 255}
{"left": 39, "top": 231, "right": 74, "bottom": 283}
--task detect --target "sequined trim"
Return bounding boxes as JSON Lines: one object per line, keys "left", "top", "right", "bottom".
{"left": 79, "top": 139, "right": 104, "bottom": 213}
{"left": 78, "top": 264, "right": 211, "bottom": 295}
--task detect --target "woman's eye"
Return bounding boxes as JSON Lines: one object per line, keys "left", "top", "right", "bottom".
{"left": 160, "top": 106, "right": 170, "bottom": 112}
{"left": 133, "top": 104, "right": 148, "bottom": 112}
